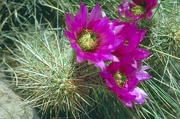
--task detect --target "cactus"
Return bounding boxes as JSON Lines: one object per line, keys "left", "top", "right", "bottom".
{"left": 3, "top": 29, "right": 103, "bottom": 118}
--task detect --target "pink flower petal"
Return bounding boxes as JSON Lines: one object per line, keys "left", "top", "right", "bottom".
{"left": 89, "top": 3, "right": 102, "bottom": 22}
{"left": 64, "top": 30, "right": 76, "bottom": 41}
{"left": 65, "top": 13, "right": 75, "bottom": 31}
{"left": 76, "top": 2, "right": 88, "bottom": 27}
{"left": 130, "top": 87, "right": 149, "bottom": 104}
{"left": 94, "top": 61, "right": 106, "bottom": 71}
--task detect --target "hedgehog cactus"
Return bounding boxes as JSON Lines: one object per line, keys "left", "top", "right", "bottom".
{"left": 5, "top": 30, "right": 100, "bottom": 118}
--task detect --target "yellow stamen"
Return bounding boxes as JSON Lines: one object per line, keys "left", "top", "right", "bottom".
{"left": 113, "top": 71, "right": 127, "bottom": 87}
{"left": 77, "top": 29, "right": 97, "bottom": 51}
{"left": 130, "top": 5, "right": 145, "bottom": 16}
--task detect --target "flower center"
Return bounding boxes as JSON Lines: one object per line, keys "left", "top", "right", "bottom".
{"left": 77, "top": 29, "right": 98, "bottom": 52}
{"left": 113, "top": 71, "right": 127, "bottom": 87}
{"left": 130, "top": 5, "right": 145, "bottom": 16}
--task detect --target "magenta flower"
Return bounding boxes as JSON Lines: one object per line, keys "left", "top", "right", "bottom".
{"left": 100, "top": 59, "right": 150, "bottom": 107}
{"left": 64, "top": 2, "right": 117, "bottom": 70}
{"left": 100, "top": 45, "right": 151, "bottom": 107}
{"left": 112, "top": 21, "right": 147, "bottom": 56}
{"left": 99, "top": 19, "right": 151, "bottom": 107}
{"left": 118, "top": 0, "right": 158, "bottom": 21}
